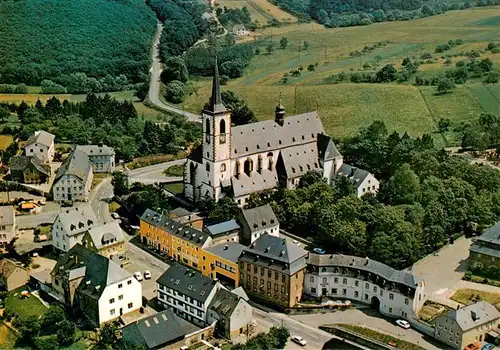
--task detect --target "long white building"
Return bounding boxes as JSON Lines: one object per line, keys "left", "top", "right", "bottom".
{"left": 304, "top": 254, "right": 425, "bottom": 321}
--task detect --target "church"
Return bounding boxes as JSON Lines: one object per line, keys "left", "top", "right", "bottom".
{"left": 184, "top": 63, "right": 379, "bottom": 206}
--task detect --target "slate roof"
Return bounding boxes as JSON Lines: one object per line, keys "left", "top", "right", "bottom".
{"left": 231, "top": 170, "right": 278, "bottom": 197}
{"left": 157, "top": 264, "right": 217, "bottom": 303}
{"left": 55, "top": 205, "right": 98, "bottom": 237}
{"left": 231, "top": 112, "right": 324, "bottom": 158}
{"left": 240, "top": 204, "right": 278, "bottom": 232}
{"left": 141, "top": 209, "right": 211, "bottom": 247}
{"left": 87, "top": 222, "right": 125, "bottom": 250}
{"left": 55, "top": 148, "right": 92, "bottom": 183}
{"left": 443, "top": 301, "right": 499, "bottom": 331}
{"left": 78, "top": 253, "right": 131, "bottom": 299}
{"left": 204, "top": 57, "right": 227, "bottom": 114}
{"left": 317, "top": 134, "right": 341, "bottom": 161}
{"left": 240, "top": 235, "right": 308, "bottom": 275}
{"left": 75, "top": 145, "right": 115, "bottom": 157}
{"left": 169, "top": 207, "right": 192, "bottom": 218}
{"left": 0, "top": 206, "right": 15, "bottom": 227}
{"left": 475, "top": 221, "right": 500, "bottom": 246}
{"left": 0, "top": 258, "right": 24, "bottom": 278}
{"left": 187, "top": 145, "right": 202, "bottom": 163}
{"left": 122, "top": 309, "right": 186, "bottom": 349}
{"left": 10, "top": 155, "right": 51, "bottom": 175}
{"left": 232, "top": 286, "right": 249, "bottom": 301}
{"left": 206, "top": 243, "right": 246, "bottom": 263}
{"left": 469, "top": 244, "right": 500, "bottom": 259}
{"left": 206, "top": 219, "right": 240, "bottom": 236}
{"left": 25, "top": 130, "right": 55, "bottom": 148}
{"left": 51, "top": 244, "right": 92, "bottom": 280}
{"left": 279, "top": 143, "right": 320, "bottom": 179}
{"left": 337, "top": 164, "right": 371, "bottom": 187}
{"left": 209, "top": 288, "right": 240, "bottom": 318}
{"left": 307, "top": 253, "right": 419, "bottom": 289}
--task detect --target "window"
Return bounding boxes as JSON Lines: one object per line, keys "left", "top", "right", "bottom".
{"left": 268, "top": 270, "right": 272, "bottom": 278}
{"left": 355, "top": 291, "right": 359, "bottom": 298}
{"left": 118, "top": 295, "right": 123, "bottom": 300}
{"left": 322, "top": 277, "right": 327, "bottom": 284}
{"left": 206, "top": 163, "right": 210, "bottom": 172}
{"left": 219, "top": 119, "right": 226, "bottom": 144}
{"left": 389, "top": 293, "right": 394, "bottom": 300}
{"left": 128, "top": 302, "right": 133, "bottom": 309}
{"left": 110, "top": 309, "right": 115, "bottom": 316}
{"left": 109, "top": 298, "right": 115, "bottom": 304}
{"left": 355, "top": 280, "right": 359, "bottom": 287}
{"left": 205, "top": 119, "right": 211, "bottom": 140}
{"left": 311, "top": 287, "right": 316, "bottom": 294}
{"left": 405, "top": 298, "right": 409, "bottom": 305}
{"left": 267, "top": 281, "right": 271, "bottom": 289}
{"left": 365, "top": 283, "right": 369, "bottom": 289}
{"left": 127, "top": 280, "right": 132, "bottom": 285}
{"left": 364, "top": 294, "right": 368, "bottom": 301}
{"left": 282, "top": 275, "right": 285, "bottom": 283}
{"left": 275, "top": 272, "right": 279, "bottom": 280}
{"left": 342, "top": 278, "right": 347, "bottom": 284}
{"left": 380, "top": 290, "right": 383, "bottom": 297}
{"left": 260, "top": 267, "right": 264, "bottom": 276}
{"left": 332, "top": 288, "right": 337, "bottom": 294}
{"left": 334, "top": 277, "right": 338, "bottom": 283}
{"left": 254, "top": 266, "right": 258, "bottom": 273}
{"left": 310, "top": 276, "right": 314, "bottom": 282}
{"left": 342, "top": 289, "right": 347, "bottom": 296}
{"left": 281, "top": 286, "right": 285, "bottom": 293}
{"left": 389, "top": 307, "right": 393, "bottom": 313}
{"left": 373, "top": 286, "right": 377, "bottom": 293}
{"left": 220, "top": 163, "right": 226, "bottom": 172}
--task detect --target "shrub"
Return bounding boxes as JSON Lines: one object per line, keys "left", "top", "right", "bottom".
{"left": 163, "top": 80, "right": 185, "bottom": 104}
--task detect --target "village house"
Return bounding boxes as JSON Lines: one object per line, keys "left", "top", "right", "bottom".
{"left": 0, "top": 206, "right": 15, "bottom": 246}
{"left": 52, "top": 148, "right": 93, "bottom": 203}
{"left": 51, "top": 205, "right": 98, "bottom": 252}
{"left": 81, "top": 221, "right": 125, "bottom": 258}
{"left": 201, "top": 242, "right": 246, "bottom": 288}
{"left": 168, "top": 207, "right": 204, "bottom": 230}
{"left": 0, "top": 258, "right": 29, "bottom": 291}
{"left": 183, "top": 62, "right": 378, "bottom": 206}
{"left": 232, "top": 24, "right": 249, "bottom": 36}
{"left": 24, "top": 130, "right": 55, "bottom": 163}
{"left": 75, "top": 144, "right": 116, "bottom": 173}
{"left": 238, "top": 234, "right": 308, "bottom": 308}
{"left": 434, "top": 301, "right": 500, "bottom": 349}
{"left": 469, "top": 221, "right": 500, "bottom": 271}
{"left": 204, "top": 219, "right": 241, "bottom": 246}
{"left": 10, "top": 155, "right": 51, "bottom": 184}
{"left": 239, "top": 204, "right": 279, "bottom": 244}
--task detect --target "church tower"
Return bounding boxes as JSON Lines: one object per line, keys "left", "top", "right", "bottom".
{"left": 200, "top": 59, "right": 232, "bottom": 200}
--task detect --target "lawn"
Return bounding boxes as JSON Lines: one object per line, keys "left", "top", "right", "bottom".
{"left": 451, "top": 289, "right": 500, "bottom": 310}
{"left": 0, "top": 135, "right": 13, "bottom": 151}
{"left": 163, "top": 182, "right": 184, "bottom": 195}
{"left": 467, "top": 84, "right": 500, "bottom": 116}
{"left": 5, "top": 287, "right": 48, "bottom": 319}
{"left": 217, "top": 0, "right": 269, "bottom": 25}
{"left": 163, "top": 164, "right": 184, "bottom": 177}
{"left": 336, "top": 324, "right": 426, "bottom": 350}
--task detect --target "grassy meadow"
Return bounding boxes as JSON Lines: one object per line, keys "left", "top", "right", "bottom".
{"left": 216, "top": 0, "right": 296, "bottom": 25}
{"left": 182, "top": 7, "right": 500, "bottom": 145}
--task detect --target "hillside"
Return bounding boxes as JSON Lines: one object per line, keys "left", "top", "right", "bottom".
{"left": 0, "top": 0, "right": 157, "bottom": 88}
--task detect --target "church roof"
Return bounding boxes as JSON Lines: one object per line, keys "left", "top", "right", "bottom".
{"left": 317, "top": 134, "right": 341, "bottom": 161}
{"left": 231, "top": 169, "right": 278, "bottom": 197}
{"left": 231, "top": 112, "right": 324, "bottom": 158}
{"left": 337, "top": 164, "right": 371, "bottom": 187}
{"left": 279, "top": 143, "right": 320, "bottom": 179}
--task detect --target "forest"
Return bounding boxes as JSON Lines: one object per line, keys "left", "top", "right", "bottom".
{"left": 0, "top": 0, "right": 156, "bottom": 88}
{"left": 0, "top": 95, "right": 201, "bottom": 162}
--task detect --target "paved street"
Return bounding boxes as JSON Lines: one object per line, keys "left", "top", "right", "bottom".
{"left": 290, "top": 308, "right": 447, "bottom": 350}
{"left": 127, "top": 159, "right": 185, "bottom": 185}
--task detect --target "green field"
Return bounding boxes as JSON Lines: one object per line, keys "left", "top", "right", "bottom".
{"left": 5, "top": 287, "right": 48, "bottom": 319}
{"left": 182, "top": 7, "right": 500, "bottom": 144}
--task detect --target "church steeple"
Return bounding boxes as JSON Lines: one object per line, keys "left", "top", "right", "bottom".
{"left": 275, "top": 93, "right": 285, "bottom": 126}
{"left": 207, "top": 57, "right": 226, "bottom": 114}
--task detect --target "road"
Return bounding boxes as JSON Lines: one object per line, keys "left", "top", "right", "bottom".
{"left": 148, "top": 22, "right": 200, "bottom": 122}
{"left": 127, "top": 159, "right": 185, "bottom": 185}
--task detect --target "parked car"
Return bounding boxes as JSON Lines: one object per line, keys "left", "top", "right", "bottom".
{"left": 291, "top": 335, "right": 307, "bottom": 347}
{"left": 481, "top": 344, "right": 495, "bottom": 350}
{"left": 111, "top": 212, "right": 120, "bottom": 219}
{"left": 134, "top": 271, "right": 143, "bottom": 281}
{"left": 312, "top": 248, "right": 326, "bottom": 254}
{"left": 465, "top": 344, "right": 480, "bottom": 350}
{"left": 396, "top": 319, "right": 410, "bottom": 329}
{"left": 144, "top": 270, "right": 151, "bottom": 279}
{"left": 292, "top": 240, "right": 301, "bottom": 247}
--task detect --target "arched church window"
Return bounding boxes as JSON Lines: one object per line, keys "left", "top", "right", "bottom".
{"left": 206, "top": 162, "right": 210, "bottom": 172}
{"left": 219, "top": 119, "right": 226, "bottom": 144}
{"left": 257, "top": 155, "right": 263, "bottom": 173}
{"left": 220, "top": 163, "right": 226, "bottom": 172}
{"left": 244, "top": 158, "right": 253, "bottom": 176}
{"left": 236, "top": 160, "right": 241, "bottom": 177}
{"left": 267, "top": 152, "right": 273, "bottom": 171}
{"left": 205, "top": 119, "right": 211, "bottom": 144}
{"left": 190, "top": 163, "right": 196, "bottom": 185}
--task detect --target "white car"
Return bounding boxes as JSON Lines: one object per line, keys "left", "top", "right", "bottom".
{"left": 111, "top": 212, "right": 120, "bottom": 219}
{"left": 396, "top": 319, "right": 411, "bottom": 329}
{"left": 134, "top": 271, "right": 143, "bottom": 281}
{"left": 144, "top": 270, "right": 151, "bottom": 279}
{"left": 291, "top": 335, "right": 307, "bottom": 347}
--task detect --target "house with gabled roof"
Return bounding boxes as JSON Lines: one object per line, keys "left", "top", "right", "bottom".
{"left": 157, "top": 264, "right": 220, "bottom": 327}
{"left": 239, "top": 204, "right": 279, "bottom": 244}
{"left": 81, "top": 221, "right": 125, "bottom": 258}
{"left": 0, "top": 258, "right": 28, "bottom": 291}
{"left": 0, "top": 206, "right": 15, "bottom": 246}
{"left": 52, "top": 205, "right": 98, "bottom": 252}
{"left": 469, "top": 221, "right": 500, "bottom": 271}
{"left": 10, "top": 155, "right": 51, "bottom": 184}
{"left": 75, "top": 144, "right": 115, "bottom": 173}
{"left": 75, "top": 252, "right": 142, "bottom": 326}
{"left": 52, "top": 148, "right": 93, "bottom": 203}
{"left": 24, "top": 130, "right": 55, "bottom": 163}
{"left": 336, "top": 163, "right": 379, "bottom": 197}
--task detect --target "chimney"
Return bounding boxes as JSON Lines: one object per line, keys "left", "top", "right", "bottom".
{"left": 224, "top": 244, "right": 229, "bottom": 250}
{"left": 471, "top": 311, "right": 478, "bottom": 321}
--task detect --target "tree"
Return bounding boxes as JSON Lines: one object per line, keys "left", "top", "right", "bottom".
{"left": 0, "top": 106, "right": 10, "bottom": 122}
{"left": 303, "top": 41, "right": 309, "bottom": 50}
{"left": 220, "top": 59, "right": 244, "bottom": 78}
{"left": 112, "top": 171, "right": 129, "bottom": 197}
{"left": 298, "top": 170, "right": 323, "bottom": 188}
{"left": 279, "top": 37, "right": 288, "bottom": 49}
{"left": 204, "top": 90, "right": 256, "bottom": 125}
{"left": 268, "top": 326, "right": 290, "bottom": 349}
{"left": 205, "top": 197, "right": 239, "bottom": 224}
{"left": 134, "top": 83, "right": 149, "bottom": 101}
{"left": 382, "top": 163, "right": 421, "bottom": 204}
{"left": 16, "top": 315, "right": 41, "bottom": 343}
{"left": 160, "top": 56, "right": 189, "bottom": 84}
{"left": 307, "top": 64, "right": 315, "bottom": 71}
{"left": 163, "top": 80, "right": 185, "bottom": 103}
{"left": 57, "top": 320, "right": 76, "bottom": 346}
{"left": 41, "top": 306, "right": 66, "bottom": 334}
{"left": 266, "top": 43, "right": 274, "bottom": 55}
{"left": 436, "top": 77, "right": 455, "bottom": 93}
{"left": 484, "top": 72, "right": 499, "bottom": 84}
{"left": 99, "top": 322, "right": 119, "bottom": 347}
{"left": 438, "top": 118, "right": 452, "bottom": 133}
{"left": 375, "top": 64, "right": 398, "bottom": 82}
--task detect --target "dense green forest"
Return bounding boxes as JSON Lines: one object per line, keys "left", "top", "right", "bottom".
{"left": 0, "top": 0, "right": 156, "bottom": 89}
{"left": 0, "top": 96, "right": 201, "bottom": 162}
{"left": 271, "top": 0, "right": 497, "bottom": 26}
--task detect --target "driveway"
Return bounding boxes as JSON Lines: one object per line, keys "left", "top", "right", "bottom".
{"left": 127, "top": 159, "right": 185, "bottom": 185}
{"left": 291, "top": 308, "right": 448, "bottom": 350}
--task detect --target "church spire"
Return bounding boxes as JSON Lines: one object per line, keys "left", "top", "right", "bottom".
{"left": 207, "top": 57, "right": 226, "bottom": 114}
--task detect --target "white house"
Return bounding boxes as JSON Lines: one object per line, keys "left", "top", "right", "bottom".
{"left": 52, "top": 149, "right": 93, "bottom": 203}
{"left": 76, "top": 252, "right": 142, "bottom": 326}
{"left": 184, "top": 62, "right": 377, "bottom": 207}
{"left": 24, "top": 130, "right": 55, "bottom": 163}
{"left": 0, "top": 206, "right": 15, "bottom": 245}
{"left": 52, "top": 205, "right": 98, "bottom": 252}
{"left": 232, "top": 24, "right": 249, "bottom": 36}
{"left": 336, "top": 164, "right": 380, "bottom": 197}
{"left": 75, "top": 144, "right": 115, "bottom": 173}
{"left": 304, "top": 254, "right": 425, "bottom": 323}
{"left": 238, "top": 204, "right": 279, "bottom": 244}
{"left": 157, "top": 265, "right": 220, "bottom": 327}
